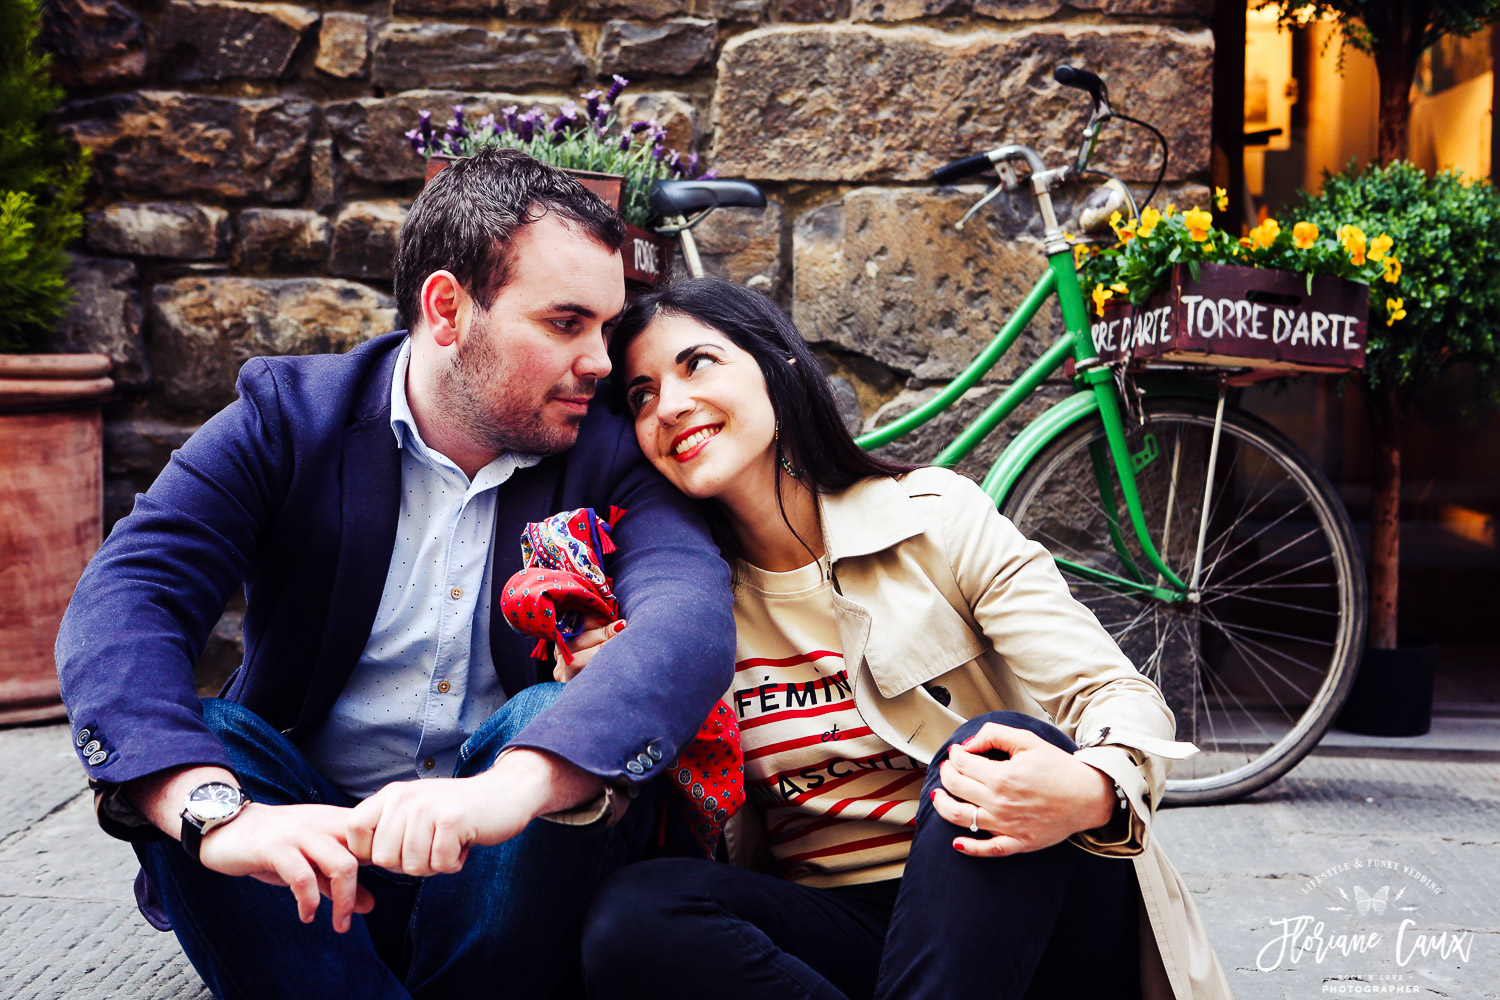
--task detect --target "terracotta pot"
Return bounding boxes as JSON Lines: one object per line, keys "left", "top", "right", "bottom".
{"left": 422, "top": 156, "right": 668, "bottom": 287}
{"left": 0, "top": 354, "right": 112, "bottom": 726}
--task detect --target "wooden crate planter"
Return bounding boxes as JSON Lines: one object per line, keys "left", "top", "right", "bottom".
{"left": 1092, "top": 262, "right": 1368, "bottom": 375}
{"left": 425, "top": 155, "right": 670, "bottom": 288}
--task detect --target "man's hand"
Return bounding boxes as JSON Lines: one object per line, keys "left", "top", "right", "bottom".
{"left": 198, "top": 802, "right": 376, "bottom": 933}
{"left": 124, "top": 765, "right": 372, "bottom": 933}
{"left": 346, "top": 748, "right": 604, "bottom": 876}
{"left": 553, "top": 617, "right": 626, "bottom": 682}
{"left": 931, "top": 722, "right": 1117, "bottom": 857}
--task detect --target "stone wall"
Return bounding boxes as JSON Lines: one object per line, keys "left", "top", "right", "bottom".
{"left": 44, "top": 0, "right": 1214, "bottom": 527}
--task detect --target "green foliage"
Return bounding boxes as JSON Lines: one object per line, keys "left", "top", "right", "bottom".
{"left": 1079, "top": 195, "right": 1388, "bottom": 319}
{"left": 1294, "top": 160, "right": 1500, "bottom": 397}
{"left": 1255, "top": 1, "right": 1500, "bottom": 59}
{"left": 0, "top": 0, "right": 90, "bottom": 352}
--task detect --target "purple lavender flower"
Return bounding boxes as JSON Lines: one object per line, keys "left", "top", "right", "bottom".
{"left": 685, "top": 153, "right": 699, "bottom": 178}
{"left": 418, "top": 110, "right": 434, "bottom": 144}
{"left": 700, "top": 169, "right": 719, "bottom": 180}
{"left": 629, "top": 119, "right": 652, "bottom": 134}
{"left": 551, "top": 129, "right": 567, "bottom": 146}
{"left": 666, "top": 150, "right": 683, "bottom": 177}
{"left": 444, "top": 104, "right": 469, "bottom": 146}
{"left": 502, "top": 105, "right": 520, "bottom": 134}
{"left": 476, "top": 114, "right": 497, "bottom": 138}
{"left": 606, "top": 74, "right": 628, "bottom": 104}
{"left": 404, "top": 126, "right": 426, "bottom": 155}
{"left": 618, "top": 133, "right": 631, "bottom": 152}
{"left": 583, "top": 90, "right": 603, "bottom": 118}
{"left": 651, "top": 142, "right": 668, "bottom": 162}
{"left": 517, "top": 110, "right": 537, "bottom": 143}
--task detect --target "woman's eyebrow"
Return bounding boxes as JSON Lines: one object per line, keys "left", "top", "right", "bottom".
{"left": 626, "top": 374, "right": 653, "bottom": 390}
{"left": 675, "top": 343, "right": 716, "bottom": 363}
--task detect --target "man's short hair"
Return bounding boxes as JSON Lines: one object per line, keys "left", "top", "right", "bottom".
{"left": 393, "top": 147, "right": 628, "bottom": 330}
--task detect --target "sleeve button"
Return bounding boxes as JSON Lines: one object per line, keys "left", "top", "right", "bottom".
{"left": 626, "top": 760, "right": 644, "bottom": 775}
{"left": 75, "top": 729, "right": 91, "bottom": 747}
{"left": 647, "top": 745, "right": 663, "bottom": 761}
{"left": 88, "top": 750, "right": 108, "bottom": 766}
{"left": 83, "top": 740, "right": 101, "bottom": 756}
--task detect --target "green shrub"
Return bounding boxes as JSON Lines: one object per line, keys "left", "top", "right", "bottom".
{"left": 1293, "top": 161, "right": 1500, "bottom": 399}
{"left": 0, "top": 0, "right": 89, "bottom": 353}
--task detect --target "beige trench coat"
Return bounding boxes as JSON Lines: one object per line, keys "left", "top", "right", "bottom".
{"left": 726, "top": 467, "right": 1233, "bottom": 1000}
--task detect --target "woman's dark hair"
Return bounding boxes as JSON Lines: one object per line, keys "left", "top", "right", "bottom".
{"left": 608, "top": 276, "right": 913, "bottom": 564}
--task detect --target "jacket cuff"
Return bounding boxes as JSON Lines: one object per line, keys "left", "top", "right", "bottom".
{"left": 1070, "top": 745, "right": 1150, "bottom": 857}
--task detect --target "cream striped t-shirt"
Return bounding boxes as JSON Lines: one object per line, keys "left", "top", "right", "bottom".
{"left": 733, "top": 557, "right": 926, "bottom": 887}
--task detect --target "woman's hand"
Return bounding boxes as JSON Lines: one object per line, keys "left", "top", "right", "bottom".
{"left": 552, "top": 617, "right": 626, "bottom": 682}
{"left": 930, "top": 722, "right": 1117, "bottom": 857}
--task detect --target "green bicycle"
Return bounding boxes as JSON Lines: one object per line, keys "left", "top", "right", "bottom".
{"left": 648, "top": 67, "right": 1365, "bottom": 804}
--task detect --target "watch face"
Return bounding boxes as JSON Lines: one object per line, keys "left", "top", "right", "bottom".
{"left": 188, "top": 782, "right": 242, "bottom": 821}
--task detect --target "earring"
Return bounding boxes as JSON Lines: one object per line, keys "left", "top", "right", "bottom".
{"left": 774, "top": 422, "right": 805, "bottom": 479}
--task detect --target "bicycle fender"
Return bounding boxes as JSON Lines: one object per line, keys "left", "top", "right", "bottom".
{"left": 980, "top": 392, "right": 1100, "bottom": 506}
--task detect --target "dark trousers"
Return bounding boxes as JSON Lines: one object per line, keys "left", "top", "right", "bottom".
{"left": 582, "top": 711, "right": 1142, "bottom": 1000}
{"left": 136, "top": 683, "right": 660, "bottom": 1000}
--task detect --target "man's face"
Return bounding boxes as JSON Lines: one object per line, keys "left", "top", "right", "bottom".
{"left": 436, "top": 215, "right": 625, "bottom": 455}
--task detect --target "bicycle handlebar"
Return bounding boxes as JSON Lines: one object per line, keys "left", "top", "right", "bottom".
{"left": 1053, "top": 64, "right": 1108, "bottom": 106}
{"left": 932, "top": 151, "right": 996, "bottom": 185}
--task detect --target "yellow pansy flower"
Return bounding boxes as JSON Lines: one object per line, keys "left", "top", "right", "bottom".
{"left": 1249, "top": 218, "right": 1281, "bottom": 249}
{"left": 1239, "top": 236, "right": 1254, "bottom": 248}
{"left": 1385, "top": 297, "right": 1406, "bottom": 326}
{"left": 1215, "top": 187, "right": 1229, "bottom": 211}
{"left": 1338, "top": 224, "right": 1367, "bottom": 265}
{"left": 1110, "top": 282, "right": 1128, "bottom": 294}
{"left": 1073, "top": 243, "right": 1091, "bottom": 267}
{"left": 1117, "top": 224, "right": 1136, "bottom": 245}
{"left": 1383, "top": 256, "right": 1402, "bottom": 283}
{"left": 1183, "top": 207, "right": 1213, "bottom": 242}
{"left": 1369, "top": 233, "right": 1393, "bottom": 262}
{"left": 1292, "top": 221, "right": 1319, "bottom": 249}
{"left": 1136, "top": 207, "right": 1162, "bottom": 238}
{"left": 1092, "top": 284, "right": 1114, "bottom": 316}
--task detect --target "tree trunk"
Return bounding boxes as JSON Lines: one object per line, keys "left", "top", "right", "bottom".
{"left": 1368, "top": 383, "right": 1401, "bottom": 650}
{"left": 1373, "top": 46, "right": 1415, "bottom": 165}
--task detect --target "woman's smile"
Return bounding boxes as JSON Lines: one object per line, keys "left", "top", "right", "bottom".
{"left": 671, "top": 423, "right": 723, "bottom": 461}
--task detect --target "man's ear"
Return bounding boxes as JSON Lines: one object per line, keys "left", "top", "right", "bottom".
{"left": 419, "top": 271, "right": 466, "bottom": 348}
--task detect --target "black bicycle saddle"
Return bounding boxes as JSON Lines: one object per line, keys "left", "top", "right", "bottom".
{"left": 648, "top": 179, "right": 767, "bottom": 218}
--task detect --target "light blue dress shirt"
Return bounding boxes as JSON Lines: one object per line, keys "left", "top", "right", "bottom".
{"left": 302, "top": 339, "right": 542, "bottom": 800}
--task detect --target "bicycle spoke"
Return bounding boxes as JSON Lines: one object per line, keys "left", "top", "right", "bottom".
{"left": 1199, "top": 590, "right": 1339, "bottom": 617}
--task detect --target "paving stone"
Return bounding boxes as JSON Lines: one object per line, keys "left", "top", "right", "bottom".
{"left": 715, "top": 24, "right": 1212, "bottom": 182}
{"left": 85, "top": 202, "right": 229, "bottom": 260}
{"left": 157, "top": 0, "right": 319, "bottom": 83}
{"left": 596, "top": 19, "right": 717, "bottom": 77}
{"left": 58, "top": 92, "right": 315, "bottom": 204}
{"left": 370, "top": 23, "right": 584, "bottom": 91}
{"left": 315, "top": 12, "right": 369, "bottom": 79}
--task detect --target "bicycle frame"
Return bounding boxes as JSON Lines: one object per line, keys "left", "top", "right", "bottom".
{"left": 851, "top": 173, "right": 1193, "bottom": 605}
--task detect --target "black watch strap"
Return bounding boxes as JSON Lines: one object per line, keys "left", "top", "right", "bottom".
{"left": 180, "top": 785, "right": 250, "bottom": 861}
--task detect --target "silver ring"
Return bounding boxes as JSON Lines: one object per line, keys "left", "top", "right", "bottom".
{"left": 969, "top": 805, "right": 980, "bottom": 834}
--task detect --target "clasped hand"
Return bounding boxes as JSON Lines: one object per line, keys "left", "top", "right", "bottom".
{"left": 929, "top": 722, "right": 1118, "bottom": 856}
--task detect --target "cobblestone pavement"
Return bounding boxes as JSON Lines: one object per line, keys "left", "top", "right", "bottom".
{"left": 3, "top": 721, "right": 1497, "bottom": 999}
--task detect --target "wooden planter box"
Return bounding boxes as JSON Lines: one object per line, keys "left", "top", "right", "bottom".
{"left": 425, "top": 155, "right": 670, "bottom": 288}
{"left": 1092, "top": 262, "right": 1368, "bottom": 375}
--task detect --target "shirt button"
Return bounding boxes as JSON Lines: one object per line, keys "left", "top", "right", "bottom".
{"left": 423, "top": 758, "right": 436, "bottom": 770}
{"left": 451, "top": 587, "right": 463, "bottom": 600}
{"left": 437, "top": 681, "right": 451, "bottom": 693}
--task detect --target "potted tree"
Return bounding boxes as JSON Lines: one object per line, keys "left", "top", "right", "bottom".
{"left": 1, "top": 0, "right": 108, "bottom": 724}
{"left": 406, "top": 77, "right": 714, "bottom": 288}
{"left": 1296, "top": 162, "right": 1500, "bottom": 735}
{"left": 1257, "top": 0, "right": 1500, "bottom": 733}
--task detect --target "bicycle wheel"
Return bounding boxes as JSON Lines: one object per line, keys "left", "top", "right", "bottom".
{"left": 1000, "top": 398, "right": 1365, "bottom": 804}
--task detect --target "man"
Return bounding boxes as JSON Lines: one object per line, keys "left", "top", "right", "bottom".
{"left": 55, "top": 148, "right": 735, "bottom": 998}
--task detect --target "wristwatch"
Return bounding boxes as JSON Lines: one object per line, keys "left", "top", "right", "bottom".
{"left": 180, "top": 781, "right": 250, "bottom": 861}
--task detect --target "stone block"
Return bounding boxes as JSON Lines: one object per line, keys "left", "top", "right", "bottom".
{"left": 792, "top": 187, "right": 1059, "bottom": 382}
{"left": 578, "top": 0, "right": 689, "bottom": 19}
{"left": 970, "top": 0, "right": 1065, "bottom": 19}
{"left": 695, "top": 0, "right": 768, "bottom": 23}
{"left": 315, "top": 12, "right": 369, "bottom": 79}
{"left": 149, "top": 277, "right": 395, "bottom": 411}
{"left": 715, "top": 24, "right": 1212, "bottom": 182}
{"left": 103, "top": 418, "right": 198, "bottom": 482}
{"left": 40, "top": 0, "right": 147, "bottom": 88}
{"left": 53, "top": 256, "right": 149, "bottom": 392}
{"left": 236, "top": 209, "right": 331, "bottom": 272}
{"left": 613, "top": 91, "right": 697, "bottom": 157}
{"left": 1070, "top": 0, "right": 1211, "bottom": 16}
{"left": 329, "top": 201, "right": 407, "bottom": 281}
{"left": 507, "top": 0, "right": 564, "bottom": 16}
{"left": 393, "top": 0, "right": 497, "bottom": 12}
{"left": 326, "top": 91, "right": 570, "bottom": 184}
{"left": 371, "top": 23, "right": 584, "bottom": 91}
{"left": 85, "top": 203, "right": 229, "bottom": 260}
{"left": 692, "top": 200, "right": 782, "bottom": 292}
{"left": 864, "top": 383, "right": 1071, "bottom": 473}
{"left": 157, "top": 1, "right": 319, "bottom": 82}
{"left": 850, "top": 0, "right": 970, "bottom": 21}
{"left": 59, "top": 92, "right": 315, "bottom": 203}
{"left": 778, "top": 0, "right": 837, "bottom": 21}
{"left": 597, "top": 20, "right": 717, "bottom": 77}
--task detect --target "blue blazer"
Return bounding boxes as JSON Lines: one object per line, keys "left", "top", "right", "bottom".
{"left": 56, "top": 332, "right": 735, "bottom": 817}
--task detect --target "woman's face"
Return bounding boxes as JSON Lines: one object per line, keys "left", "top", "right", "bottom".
{"left": 622, "top": 312, "right": 778, "bottom": 503}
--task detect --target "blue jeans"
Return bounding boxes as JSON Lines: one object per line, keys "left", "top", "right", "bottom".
{"left": 137, "top": 684, "right": 655, "bottom": 1000}
{"left": 582, "top": 711, "right": 1141, "bottom": 1000}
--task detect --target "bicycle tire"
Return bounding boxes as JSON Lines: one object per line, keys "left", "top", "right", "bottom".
{"left": 999, "top": 398, "right": 1366, "bottom": 805}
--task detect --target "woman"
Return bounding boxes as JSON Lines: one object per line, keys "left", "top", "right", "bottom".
{"left": 572, "top": 278, "right": 1232, "bottom": 1000}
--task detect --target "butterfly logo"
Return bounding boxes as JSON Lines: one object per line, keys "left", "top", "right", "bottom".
{"left": 1354, "top": 886, "right": 1390, "bottom": 915}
